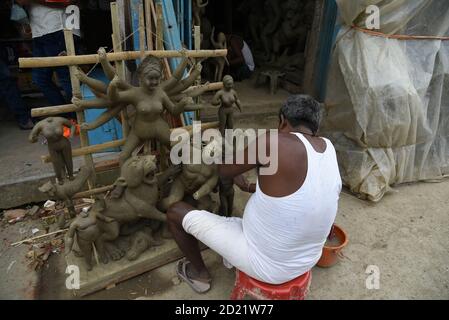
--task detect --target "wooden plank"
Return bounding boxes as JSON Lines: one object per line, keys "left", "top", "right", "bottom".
{"left": 68, "top": 240, "right": 207, "bottom": 297}
{"left": 19, "top": 49, "right": 227, "bottom": 68}
{"left": 64, "top": 30, "right": 96, "bottom": 189}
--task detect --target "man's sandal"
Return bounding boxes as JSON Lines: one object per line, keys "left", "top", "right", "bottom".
{"left": 176, "top": 259, "right": 211, "bottom": 294}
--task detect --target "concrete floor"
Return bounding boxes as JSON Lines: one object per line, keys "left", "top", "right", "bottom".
{"left": 36, "top": 177, "right": 449, "bottom": 300}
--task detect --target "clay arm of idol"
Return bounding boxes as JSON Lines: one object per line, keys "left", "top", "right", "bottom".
{"left": 162, "top": 53, "right": 190, "bottom": 92}
{"left": 80, "top": 104, "right": 124, "bottom": 131}
{"left": 28, "top": 121, "right": 42, "bottom": 143}
{"left": 162, "top": 92, "right": 192, "bottom": 116}
{"left": 211, "top": 90, "right": 222, "bottom": 106}
{"left": 167, "top": 63, "right": 203, "bottom": 96}
{"left": 64, "top": 223, "right": 77, "bottom": 256}
{"left": 193, "top": 174, "right": 219, "bottom": 200}
{"left": 108, "top": 76, "right": 136, "bottom": 104}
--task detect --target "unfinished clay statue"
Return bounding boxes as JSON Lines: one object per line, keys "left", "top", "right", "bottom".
{"left": 272, "top": 10, "right": 307, "bottom": 62}
{"left": 71, "top": 155, "right": 177, "bottom": 265}
{"left": 77, "top": 50, "right": 204, "bottom": 165}
{"left": 212, "top": 75, "right": 242, "bottom": 135}
{"left": 261, "top": 0, "right": 282, "bottom": 60}
{"left": 192, "top": 0, "right": 208, "bottom": 27}
{"left": 160, "top": 141, "right": 219, "bottom": 212}
{"left": 29, "top": 117, "right": 75, "bottom": 185}
{"left": 65, "top": 199, "right": 113, "bottom": 271}
{"left": 210, "top": 27, "right": 230, "bottom": 82}
{"left": 39, "top": 165, "right": 93, "bottom": 228}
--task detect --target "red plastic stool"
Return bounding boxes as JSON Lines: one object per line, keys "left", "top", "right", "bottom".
{"left": 230, "top": 270, "right": 312, "bottom": 300}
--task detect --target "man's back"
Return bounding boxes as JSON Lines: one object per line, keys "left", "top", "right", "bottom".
{"left": 242, "top": 132, "right": 342, "bottom": 284}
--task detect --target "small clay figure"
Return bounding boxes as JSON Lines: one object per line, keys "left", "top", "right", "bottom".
{"left": 192, "top": 0, "right": 208, "bottom": 27}
{"left": 212, "top": 75, "right": 242, "bottom": 135}
{"left": 64, "top": 199, "right": 113, "bottom": 271}
{"left": 38, "top": 165, "right": 93, "bottom": 228}
{"left": 29, "top": 117, "right": 75, "bottom": 184}
{"left": 78, "top": 53, "right": 203, "bottom": 165}
{"left": 210, "top": 27, "right": 230, "bottom": 82}
{"left": 261, "top": 0, "right": 283, "bottom": 60}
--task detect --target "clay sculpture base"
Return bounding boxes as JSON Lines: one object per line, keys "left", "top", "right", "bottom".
{"left": 67, "top": 239, "right": 207, "bottom": 297}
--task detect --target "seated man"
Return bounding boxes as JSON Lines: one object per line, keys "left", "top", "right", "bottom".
{"left": 167, "top": 95, "right": 342, "bottom": 293}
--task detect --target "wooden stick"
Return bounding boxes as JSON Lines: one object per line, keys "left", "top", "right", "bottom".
{"left": 41, "top": 122, "right": 219, "bottom": 163}
{"left": 11, "top": 229, "right": 68, "bottom": 247}
{"left": 111, "top": 2, "right": 129, "bottom": 139}
{"left": 155, "top": 3, "right": 164, "bottom": 52}
{"left": 139, "top": 3, "right": 146, "bottom": 59}
{"left": 73, "top": 185, "right": 115, "bottom": 199}
{"left": 31, "top": 82, "right": 223, "bottom": 118}
{"left": 42, "top": 139, "right": 126, "bottom": 163}
{"left": 19, "top": 50, "right": 227, "bottom": 69}
{"left": 64, "top": 30, "right": 96, "bottom": 189}
{"left": 144, "top": 0, "right": 153, "bottom": 51}
{"left": 194, "top": 25, "right": 202, "bottom": 121}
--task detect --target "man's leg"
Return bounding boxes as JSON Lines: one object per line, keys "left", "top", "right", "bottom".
{"left": 32, "top": 35, "right": 67, "bottom": 106}
{"left": 166, "top": 202, "right": 211, "bottom": 282}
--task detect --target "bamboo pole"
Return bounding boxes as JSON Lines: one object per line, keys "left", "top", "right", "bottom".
{"left": 11, "top": 229, "right": 68, "bottom": 247}
{"left": 139, "top": 3, "right": 146, "bottom": 59}
{"left": 41, "top": 122, "right": 219, "bottom": 163}
{"left": 111, "top": 2, "right": 129, "bottom": 138}
{"left": 155, "top": 3, "right": 164, "bottom": 52}
{"left": 194, "top": 25, "right": 202, "bottom": 121}
{"left": 19, "top": 49, "right": 227, "bottom": 69}
{"left": 31, "top": 82, "right": 223, "bottom": 118}
{"left": 73, "top": 185, "right": 115, "bottom": 199}
{"left": 144, "top": 0, "right": 153, "bottom": 51}
{"left": 64, "top": 30, "right": 95, "bottom": 189}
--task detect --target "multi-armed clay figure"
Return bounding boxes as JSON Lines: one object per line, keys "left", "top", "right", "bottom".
{"left": 29, "top": 117, "right": 75, "bottom": 185}
{"left": 74, "top": 48, "right": 207, "bottom": 165}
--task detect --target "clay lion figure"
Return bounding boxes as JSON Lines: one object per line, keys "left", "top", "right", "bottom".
{"left": 67, "top": 155, "right": 174, "bottom": 266}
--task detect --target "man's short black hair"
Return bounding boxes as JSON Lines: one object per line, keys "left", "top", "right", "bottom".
{"left": 279, "top": 95, "right": 322, "bottom": 134}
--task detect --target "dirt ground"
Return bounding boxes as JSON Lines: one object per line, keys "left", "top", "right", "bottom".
{"left": 2, "top": 115, "right": 449, "bottom": 300}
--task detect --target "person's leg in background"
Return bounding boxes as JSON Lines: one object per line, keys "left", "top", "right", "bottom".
{"left": 32, "top": 34, "right": 68, "bottom": 106}
{"left": 32, "top": 31, "right": 77, "bottom": 119}
{"left": 0, "top": 58, "right": 33, "bottom": 129}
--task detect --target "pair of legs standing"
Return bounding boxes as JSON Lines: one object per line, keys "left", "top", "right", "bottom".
{"left": 32, "top": 30, "right": 79, "bottom": 118}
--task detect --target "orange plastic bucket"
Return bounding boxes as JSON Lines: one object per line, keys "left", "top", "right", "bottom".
{"left": 317, "top": 224, "right": 348, "bottom": 268}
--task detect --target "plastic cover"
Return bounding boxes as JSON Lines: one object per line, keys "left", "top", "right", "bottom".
{"left": 321, "top": 0, "right": 449, "bottom": 201}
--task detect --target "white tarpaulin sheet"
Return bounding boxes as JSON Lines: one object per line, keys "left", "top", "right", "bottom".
{"left": 322, "top": 0, "right": 449, "bottom": 201}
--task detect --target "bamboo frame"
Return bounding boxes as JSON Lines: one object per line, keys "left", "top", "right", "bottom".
{"left": 64, "top": 30, "right": 95, "bottom": 188}
{"left": 40, "top": 122, "right": 219, "bottom": 163}
{"left": 19, "top": 49, "right": 227, "bottom": 69}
